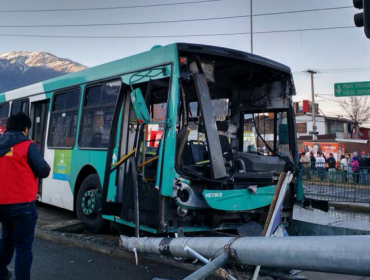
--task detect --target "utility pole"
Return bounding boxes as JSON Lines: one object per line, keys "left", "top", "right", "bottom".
{"left": 306, "top": 70, "right": 317, "bottom": 141}
{"left": 250, "top": 0, "right": 253, "bottom": 53}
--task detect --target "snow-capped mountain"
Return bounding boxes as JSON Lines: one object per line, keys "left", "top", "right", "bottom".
{"left": 0, "top": 51, "right": 86, "bottom": 92}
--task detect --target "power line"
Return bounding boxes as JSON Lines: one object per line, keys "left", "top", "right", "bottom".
{"left": 0, "top": 15, "right": 248, "bottom": 28}
{"left": 254, "top": 26, "right": 355, "bottom": 34}
{"left": 0, "top": 0, "right": 221, "bottom": 13}
{"left": 295, "top": 67, "right": 370, "bottom": 74}
{"left": 321, "top": 67, "right": 370, "bottom": 73}
{"left": 297, "top": 74, "right": 309, "bottom": 92}
{"left": 254, "top": 6, "right": 352, "bottom": 17}
{"left": 0, "top": 26, "right": 356, "bottom": 39}
{"left": 0, "top": 6, "right": 353, "bottom": 27}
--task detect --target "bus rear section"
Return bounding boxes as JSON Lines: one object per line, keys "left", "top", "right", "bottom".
{"left": 102, "top": 43, "right": 300, "bottom": 235}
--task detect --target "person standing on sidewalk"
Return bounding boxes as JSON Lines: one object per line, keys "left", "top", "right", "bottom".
{"left": 0, "top": 113, "right": 51, "bottom": 280}
{"left": 300, "top": 151, "right": 311, "bottom": 179}
{"left": 316, "top": 152, "right": 326, "bottom": 181}
{"left": 352, "top": 156, "right": 360, "bottom": 184}
{"left": 326, "top": 153, "right": 336, "bottom": 182}
{"left": 310, "top": 152, "right": 316, "bottom": 175}
{"left": 359, "top": 151, "right": 368, "bottom": 184}
{"left": 340, "top": 155, "right": 348, "bottom": 182}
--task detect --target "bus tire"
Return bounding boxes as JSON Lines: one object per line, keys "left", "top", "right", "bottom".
{"left": 76, "top": 174, "right": 107, "bottom": 233}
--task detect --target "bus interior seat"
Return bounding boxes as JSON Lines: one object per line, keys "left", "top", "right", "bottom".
{"left": 217, "top": 121, "right": 236, "bottom": 161}
{"left": 189, "top": 141, "right": 208, "bottom": 164}
{"left": 91, "top": 133, "right": 102, "bottom": 147}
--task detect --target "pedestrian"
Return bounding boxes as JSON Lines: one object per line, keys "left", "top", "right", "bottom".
{"left": 340, "top": 155, "right": 348, "bottom": 182}
{"left": 0, "top": 113, "right": 51, "bottom": 280}
{"left": 310, "top": 152, "right": 316, "bottom": 175}
{"left": 346, "top": 153, "right": 353, "bottom": 182}
{"left": 359, "top": 151, "right": 368, "bottom": 184}
{"left": 312, "top": 143, "right": 322, "bottom": 158}
{"left": 326, "top": 153, "right": 336, "bottom": 182}
{"left": 316, "top": 152, "right": 326, "bottom": 181}
{"left": 300, "top": 151, "right": 310, "bottom": 179}
{"left": 346, "top": 153, "right": 352, "bottom": 166}
{"left": 352, "top": 156, "right": 360, "bottom": 184}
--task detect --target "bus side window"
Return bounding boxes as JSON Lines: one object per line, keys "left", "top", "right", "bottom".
{"left": 0, "top": 102, "right": 9, "bottom": 134}
{"left": 47, "top": 88, "right": 80, "bottom": 148}
{"left": 79, "top": 80, "right": 121, "bottom": 149}
{"left": 11, "top": 99, "right": 29, "bottom": 116}
{"left": 0, "top": 102, "right": 9, "bottom": 125}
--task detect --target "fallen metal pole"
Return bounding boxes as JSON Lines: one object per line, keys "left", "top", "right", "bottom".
{"left": 183, "top": 253, "right": 229, "bottom": 280}
{"left": 184, "top": 246, "right": 237, "bottom": 280}
{"left": 120, "top": 235, "right": 370, "bottom": 276}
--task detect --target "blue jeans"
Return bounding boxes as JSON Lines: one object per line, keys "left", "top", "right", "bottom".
{"left": 317, "top": 167, "right": 325, "bottom": 180}
{"left": 0, "top": 202, "right": 37, "bottom": 280}
{"left": 360, "top": 169, "right": 368, "bottom": 184}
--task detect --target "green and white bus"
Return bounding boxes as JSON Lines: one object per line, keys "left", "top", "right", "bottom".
{"left": 0, "top": 43, "right": 302, "bottom": 234}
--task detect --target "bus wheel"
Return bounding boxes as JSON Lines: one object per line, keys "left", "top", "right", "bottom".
{"left": 76, "top": 174, "right": 107, "bottom": 233}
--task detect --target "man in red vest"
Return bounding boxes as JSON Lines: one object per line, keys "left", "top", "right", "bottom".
{"left": 0, "top": 113, "right": 50, "bottom": 280}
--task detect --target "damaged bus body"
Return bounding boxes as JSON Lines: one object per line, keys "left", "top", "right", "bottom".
{"left": 102, "top": 43, "right": 302, "bottom": 235}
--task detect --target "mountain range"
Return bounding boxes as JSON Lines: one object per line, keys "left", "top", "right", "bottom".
{"left": 0, "top": 51, "right": 86, "bottom": 93}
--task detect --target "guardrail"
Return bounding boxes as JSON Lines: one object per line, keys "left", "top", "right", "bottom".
{"left": 301, "top": 165, "right": 370, "bottom": 203}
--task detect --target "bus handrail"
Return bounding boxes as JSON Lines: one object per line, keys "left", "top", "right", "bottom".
{"left": 112, "top": 148, "right": 136, "bottom": 167}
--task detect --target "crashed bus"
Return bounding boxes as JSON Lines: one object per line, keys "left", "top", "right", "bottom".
{"left": 101, "top": 43, "right": 302, "bottom": 235}
{"left": 0, "top": 43, "right": 302, "bottom": 234}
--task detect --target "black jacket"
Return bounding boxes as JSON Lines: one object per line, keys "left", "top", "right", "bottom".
{"left": 326, "top": 157, "right": 336, "bottom": 169}
{"left": 0, "top": 131, "right": 51, "bottom": 178}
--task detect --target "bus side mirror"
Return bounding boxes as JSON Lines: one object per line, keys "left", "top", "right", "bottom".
{"left": 130, "top": 88, "right": 150, "bottom": 123}
{"left": 279, "top": 124, "right": 289, "bottom": 144}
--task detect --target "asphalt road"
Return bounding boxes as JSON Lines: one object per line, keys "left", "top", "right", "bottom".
{"left": 2, "top": 203, "right": 369, "bottom": 280}
{"left": 6, "top": 237, "right": 210, "bottom": 280}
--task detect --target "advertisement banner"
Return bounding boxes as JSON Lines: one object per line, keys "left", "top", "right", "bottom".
{"left": 302, "top": 142, "right": 345, "bottom": 167}
{"left": 53, "top": 150, "right": 72, "bottom": 181}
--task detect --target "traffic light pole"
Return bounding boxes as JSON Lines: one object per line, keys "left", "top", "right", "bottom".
{"left": 250, "top": 0, "right": 253, "bottom": 53}
{"left": 307, "top": 70, "right": 317, "bottom": 141}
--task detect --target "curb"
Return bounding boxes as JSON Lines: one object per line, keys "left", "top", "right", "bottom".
{"left": 329, "top": 202, "right": 370, "bottom": 213}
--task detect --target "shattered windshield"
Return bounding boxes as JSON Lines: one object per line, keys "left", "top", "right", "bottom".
{"left": 176, "top": 52, "right": 295, "bottom": 181}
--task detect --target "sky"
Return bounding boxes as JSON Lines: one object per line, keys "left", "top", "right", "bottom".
{"left": 0, "top": 0, "right": 369, "bottom": 117}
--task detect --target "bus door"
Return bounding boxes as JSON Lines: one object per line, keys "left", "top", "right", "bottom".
{"left": 119, "top": 77, "right": 169, "bottom": 228}
{"left": 30, "top": 100, "right": 50, "bottom": 194}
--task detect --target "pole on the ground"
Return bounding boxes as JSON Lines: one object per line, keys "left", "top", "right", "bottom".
{"left": 183, "top": 253, "right": 230, "bottom": 280}
{"left": 184, "top": 245, "right": 237, "bottom": 280}
{"left": 121, "top": 234, "right": 370, "bottom": 276}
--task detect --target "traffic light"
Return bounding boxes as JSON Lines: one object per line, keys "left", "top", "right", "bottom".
{"left": 353, "top": 0, "right": 370, "bottom": 38}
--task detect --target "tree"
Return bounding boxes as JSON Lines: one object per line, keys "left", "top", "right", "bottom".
{"left": 339, "top": 96, "right": 370, "bottom": 137}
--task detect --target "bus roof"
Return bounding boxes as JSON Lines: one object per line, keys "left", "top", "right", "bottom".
{"left": 0, "top": 43, "right": 292, "bottom": 102}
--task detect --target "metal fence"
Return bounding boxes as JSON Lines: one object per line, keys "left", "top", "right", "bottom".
{"left": 301, "top": 165, "right": 370, "bottom": 203}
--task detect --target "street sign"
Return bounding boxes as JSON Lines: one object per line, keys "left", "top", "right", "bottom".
{"left": 334, "top": 81, "right": 370, "bottom": 97}
{"left": 309, "top": 131, "right": 319, "bottom": 135}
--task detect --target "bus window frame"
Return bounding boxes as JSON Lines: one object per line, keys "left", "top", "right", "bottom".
{"left": 10, "top": 98, "right": 30, "bottom": 116}
{"left": 0, "top": 102, "right": 10, "bottom": 128}
{"left": 47, "top": 88, "right": 81, "bottom": 150}
{"left": 78, "top": 79, "right": 122, "bottom": 151}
